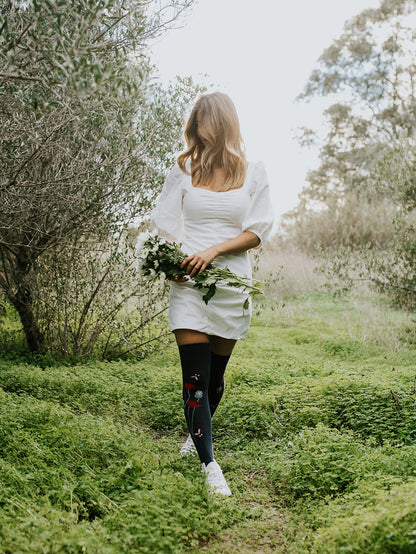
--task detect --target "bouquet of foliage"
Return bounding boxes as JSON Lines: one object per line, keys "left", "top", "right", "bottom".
{"left": 136, "top": 232, "right": 263, "bottom": 306}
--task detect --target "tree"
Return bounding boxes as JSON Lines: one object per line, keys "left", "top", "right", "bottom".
{"left": 30, "top": 77, "right": 203, "bottom": 359}
{"left": 320, "top": 141, "right": 416, "bottom": 310}
{"left": 300, "top": 0, "right": 416, "bottom": 201}
{"left": 0, "top": 0, "right": 197, "bottom": 353}
{"left": 281, "top": 0, "right": 416, "bottom": 254}
{"left": 289, "top": 0, "right": 416, "bottom": 308}
{"left": 297, "top": 0, "right": 416, "bottom": 205}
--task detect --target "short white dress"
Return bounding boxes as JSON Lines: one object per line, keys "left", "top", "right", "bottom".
{"left": 151, "top": 160, "right": 274, "bottom": 340}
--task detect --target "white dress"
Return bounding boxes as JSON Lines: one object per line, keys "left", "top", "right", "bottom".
{"left": 151, "top": 161, "right": 274, "bottom": 339}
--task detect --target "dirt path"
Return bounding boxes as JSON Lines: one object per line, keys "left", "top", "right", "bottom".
{"left": 200, "top": 473, "right": 300, "bottom": 553}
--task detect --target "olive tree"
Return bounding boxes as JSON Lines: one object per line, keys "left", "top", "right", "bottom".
{"left": 0, "top": 0, "right": 198, "bottom": 354}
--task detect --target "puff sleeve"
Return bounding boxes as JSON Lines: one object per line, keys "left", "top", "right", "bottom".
{"left": 150, "top": 164, "right": 184, "bottom": 242}
{"left": 242, "top": 161, "right": 274, "bottom": 246}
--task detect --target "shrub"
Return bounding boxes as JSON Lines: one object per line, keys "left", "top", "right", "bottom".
{"left": 280, "top": 196, "right": 396, "bottom": 253}
{"left": 267, "top": 373, "right": 416, "bottom": 444}
{"left": 215, "top": 389, "right": 278, "bottom": 439}
{"left": 269, "top": 424, "right": 416, "bottom": 505}
{"left": 269, "top": 424, "right": 364, "bottom": 501}
{"left": 311, "top": 480, "right": 416, "bottom": 553}
{"left": 0, "top": 387, "right": 244, "bottom": 552}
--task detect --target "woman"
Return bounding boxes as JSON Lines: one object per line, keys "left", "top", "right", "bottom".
{"left": 151, "top": 92, "right": 273, "bottom": 496}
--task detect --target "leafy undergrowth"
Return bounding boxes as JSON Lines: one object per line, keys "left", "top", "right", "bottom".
{"left": 0, "top": 292, "right": 416, "bottom": 552}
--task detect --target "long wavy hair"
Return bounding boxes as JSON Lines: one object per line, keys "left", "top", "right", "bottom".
{"left": 177, "top": 92, "right": 247, "bottom": 190}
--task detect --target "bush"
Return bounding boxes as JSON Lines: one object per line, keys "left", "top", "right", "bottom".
{"left": 216, "top": 389, "right": 277, "bottom": 439}
{"left": 0, "top": 387, "right": 244, "bottom": 552}
{"left": 269, "top": 423, "right": 416, "bottom": 503}
{"left": 270, "top": 425, "right": 364, "bottom": 500}
{"left": 268, "top": 373, "right": 416, "bottom": 444}
{"left": 311, "top": 480, "right": 416, "bottom": 553}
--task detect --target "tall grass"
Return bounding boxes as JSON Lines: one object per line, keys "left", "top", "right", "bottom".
{"left": 280, "top": 196, "right": 396, "bottom": 252}
{"left": 253, "top": 246, "right": 324, "bottom": 297}
{"left": 338, "top": 294, "right": 416, "bottom": 353}
{"left": 254, "top": 243, "right": 416, "bottom": 353}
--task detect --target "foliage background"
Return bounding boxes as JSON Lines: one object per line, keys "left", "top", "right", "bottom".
{"left": 281, "top": 0, "right": 416, "bottom": 312}
{"left": 0, "top": 0, "right": 201, "bottom": 356}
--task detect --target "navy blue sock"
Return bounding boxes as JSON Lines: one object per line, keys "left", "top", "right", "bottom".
{"left": 178, "top": 343, "right": 213, "bottom": 465}
{"left": 208, "top": 352, "right": 230, "bottom": 417}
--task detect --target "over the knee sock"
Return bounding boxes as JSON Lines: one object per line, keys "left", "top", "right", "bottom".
{"left": 209, "top": 352, "right": 230, "bottom": 417}
{"left": 178, "top": 343, "right": 213, "bottom": 465}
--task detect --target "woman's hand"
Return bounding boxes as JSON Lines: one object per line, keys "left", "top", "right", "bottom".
{"left": 181, "top": 246, "right": 219, "bottom": 277}
{"left": 177, "top": 232, "right": 259, "bottom": 279}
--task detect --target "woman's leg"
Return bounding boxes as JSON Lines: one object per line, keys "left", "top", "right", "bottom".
{"left": 174, "top": 329, "right": 210, "bottom": 347}
{"left": 208, "top": 336, "right": 236, "bottom": 417}
{"left": 209, "top": 336, "right": 236, "bottom": 356}
{"left": 174, "top": 329, "right": 213, "bottom": 465}
{"left": 174, "top": 331, "right": 233, "bottom": 495}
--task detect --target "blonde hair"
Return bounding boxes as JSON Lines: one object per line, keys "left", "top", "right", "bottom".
{"left": 177, "top": 92, "right": 247, "bottom": 190}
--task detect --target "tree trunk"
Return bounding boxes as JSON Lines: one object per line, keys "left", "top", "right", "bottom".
{"left": 3, "top": 251, "right": 46, "bottom": 353}
{"left": 9, "top": 287, "right": 45, "bottom": 353}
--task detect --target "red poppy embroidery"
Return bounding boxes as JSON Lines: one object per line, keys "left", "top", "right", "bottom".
{"left": 184, "top": 383, "right": 195, "bottom": 390}
{"left": 187, "top": 400, "right": 202, "bottom": 408}
{"left": 195, "top": 428, "right": 203, "bottom": 438}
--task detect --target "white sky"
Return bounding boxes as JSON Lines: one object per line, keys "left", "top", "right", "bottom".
{"left": 150, "top": 0, "right": 381, "bottom": 222}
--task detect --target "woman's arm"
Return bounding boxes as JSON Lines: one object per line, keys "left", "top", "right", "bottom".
{"left": 180, "top": 231, "right": 260, "bottom": 278}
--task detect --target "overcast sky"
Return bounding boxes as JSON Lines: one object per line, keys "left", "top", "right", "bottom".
{"left": 150, "top": 0, "right": 381, "bottom": 222}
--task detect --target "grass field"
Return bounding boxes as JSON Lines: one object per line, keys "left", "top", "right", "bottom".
{"left": 1, "top": 291, "right": 416, "bottom": 552}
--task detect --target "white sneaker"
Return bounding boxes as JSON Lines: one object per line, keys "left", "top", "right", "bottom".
{"left": 202, "top": 460, "right": 232, "bottom": 496}
{"left": 179, "top": 434, "right": 197, "bottom": 457}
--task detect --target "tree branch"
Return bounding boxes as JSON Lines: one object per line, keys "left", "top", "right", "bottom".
{"left": 0, "top": 72, "right": 42, "bottom": 82}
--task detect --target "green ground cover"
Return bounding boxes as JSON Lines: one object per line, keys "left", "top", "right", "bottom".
{"left": 0, "top": 292, "right": 415, "bottom": 552}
